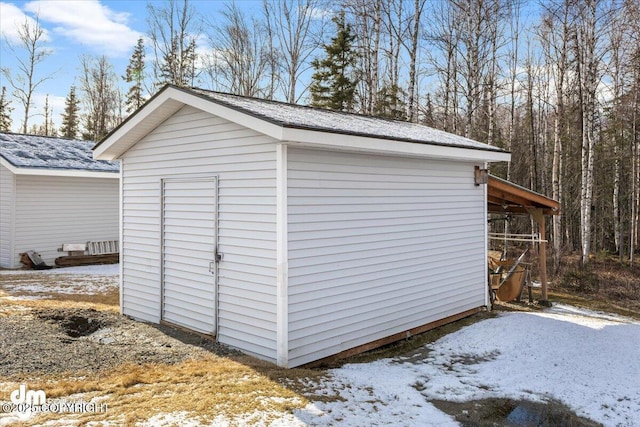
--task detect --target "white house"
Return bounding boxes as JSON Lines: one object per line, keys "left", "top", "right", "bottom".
{"left": 94, "top": 85, "right": 510, "bottom": 368}
{"left": 0, "top": 133, "right": 119, "bottom": 268}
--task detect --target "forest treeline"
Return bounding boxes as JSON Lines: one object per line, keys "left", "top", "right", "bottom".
{"left": 0, "top": 0, "right": 639, "bottom": 268}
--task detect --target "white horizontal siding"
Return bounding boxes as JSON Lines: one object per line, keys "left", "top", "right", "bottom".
{"left": 0, "top": 164, "right": 15, "bottom": 267}
{"left": 120, "top": 105, "right": 278, "bottom": 362}
{"left": 10, "top": 174, "right": 119, "bottom": 267}
{"left": 287, "top": 148, "right": 486, "bottom": 367}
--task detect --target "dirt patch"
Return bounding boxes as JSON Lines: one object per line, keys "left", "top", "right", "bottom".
{"left": 36, "top": 308, "right": 110, "bottom": 337}
{"left": 431, "top": 397, "right": 602, "bottom": 426}
{"left": 0, "top": 307, "right": 241, "bottom": 378}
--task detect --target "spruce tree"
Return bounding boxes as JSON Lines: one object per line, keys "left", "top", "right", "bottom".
{"left": 0, "top": 86, "right": 13, "bottom": 132}
{"left": 310, "top": 12, "right": 358, "bottom": 112}
{"left": 160, "top": 37, "right": 196, "bottom": 87}
{"left": 374, "top": 84, "right": 407, "bottom": 120}
{"left": 60, "top": 86, "right": 80, "bottom": 139}
{"left": 124, "top": 37, "right": 146, "bottom": 113}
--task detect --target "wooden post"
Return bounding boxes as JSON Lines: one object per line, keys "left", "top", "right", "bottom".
{"left": 529, "top": 208, "right": 548, "bottom": 303}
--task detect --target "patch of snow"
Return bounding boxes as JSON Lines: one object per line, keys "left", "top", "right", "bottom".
{"left": 0, "top": 265, "right": 118, "bottom": 296}
{"left": 138, "top": 412, "right": 203, "bottom": 427}
{"left": 1, "top": 276, "right": 117, "bottom": 296}
{"left": 299, "top": 305, "right": 640, "bottom": 426}
{"left": 546, "top": 303, "right": 638, "bottom": 324}
{"left": 0, "top": 264, "right": 119, "bottom": 276}
{"left": 294, "top": 365, "right": 459, "bottom": 426}
{"left": 138, "top": 411, "right": 308, "bottom": 427}
{"left": 2, "top": 295, "right": 48, "bottom": 301}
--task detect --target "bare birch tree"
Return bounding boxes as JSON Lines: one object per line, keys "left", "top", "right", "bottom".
{"left": 575, "top": 0, "right": 608, "bottom": 265}
{"left": 204, "top": 3, "right": 272, "bottom": 97}
{"left": 539, "top": 0, "right": 571, "bottom": 272}
{"left": 348, "top": 0, "right": 382, "bottom": 114}
{"left": 380, "top": 0, "right": 406, "bottom": 92}
{"left": 403, "top": 0, "right": 426, "bottom": 122}
{"left": 79, "top": 55, "right": 121, "bottom": 140}
{"left": 147, "top": 0, "right": 200, "bottom": 88}
{"left": 0, "top": 14, "right": 53, "bottom": 133}
{"left": 425, "top": 0, "right": 461, "bottom": 133}
{"left": 263, "top": 0, "right": 327, "bottom": 103}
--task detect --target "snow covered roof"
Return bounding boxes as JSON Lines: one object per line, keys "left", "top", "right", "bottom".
{"left": 191, "top": 89, "right": 505, "bottom": 153}
{"left": 94, "top": 85, "right": 511, "bottom": 163}
{"left": 0, "top": 133, "right": 119, "bottom": 174}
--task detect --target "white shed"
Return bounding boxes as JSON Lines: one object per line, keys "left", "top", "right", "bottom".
{"left": 0, "top": 133, "right": 119, "bottom": 268}
{"left": 94, "top": 85, "right": 510, "bottom": 368}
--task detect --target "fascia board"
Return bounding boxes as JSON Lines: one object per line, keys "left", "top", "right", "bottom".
{"left": 281, "top": 127, "right": 512, "bottom": 163}
{"left": 94, "top": 91, "right": 184, "bottom": 160}
{"left": 170, "top": 89, "right": 286, "bottom": 141}
{"left": 94, "top": 87, "right": 285, "bottom": 160}
{"left": 0, "top": 157, "right": 118, "bottom": 178}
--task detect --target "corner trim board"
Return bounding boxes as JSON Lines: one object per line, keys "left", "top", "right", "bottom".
{"left": 276, "top": 143, "right": 289, "bottom": 367}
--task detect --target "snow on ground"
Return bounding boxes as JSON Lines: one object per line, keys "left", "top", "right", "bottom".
{"left": 2, "top": 263, "right": 638, "bottom": 426}
{"left": 0, "top": 264, "right": 119, "bottom": 297}
{"left": 295, "top": 304, "right": 640, "bottom": 427}
{"left": 0, "top": 264, "right": 119, "bottom": 276}
{"left": 140, "top": 410, "right": 309, "bottom": 427}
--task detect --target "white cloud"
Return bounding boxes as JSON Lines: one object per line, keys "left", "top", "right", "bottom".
{"left": 32, "top": 92, "right": 66, "bottom": 125}
{"left": 307, "top": 6, "right": 334, "bottom": 20}
{"left": 7, "top": 92, "right": 67, "bottom": 132}
{"left": 23, "top": 0, "right": 141, "bottom": 57}
{"left": 0, "top": 2, "right": 50, "bottom": 44}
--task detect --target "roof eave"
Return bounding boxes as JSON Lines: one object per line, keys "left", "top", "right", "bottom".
{"left": 282, "top": 127, "right": 511, "bottom": 162}
{"left": 1, "top": 157, "right": 118, "bottom": 178}
{"left": 94, "top": 85, "right": 286, "bottom": 160}
{"left": 488, "top": 175, "right": 560, "bottom": 214}
{"left": 94, "top": 85, "right": 510, "bottom": 163}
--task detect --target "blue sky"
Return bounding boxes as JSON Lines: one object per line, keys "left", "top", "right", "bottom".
{"left": 1, "top": 0, "right": 544, "bottom": 136}
{"left": 0, "top": 0, "right": 263, "bottom": 133}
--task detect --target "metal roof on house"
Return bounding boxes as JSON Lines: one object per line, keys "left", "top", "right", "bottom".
{"left": 0, "top": 133, "right": 119, "bottom": 173}
{"left": 190, "top": 88, "right": 506, "bottom": 153}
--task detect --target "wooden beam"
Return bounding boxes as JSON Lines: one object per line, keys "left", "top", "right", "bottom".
{"left": 528, "top": 208, "right": 548, "bottom": 303}
{"left": 488, "top": 175, "right": 559, "bottom": 212}
{"left": 488, "top": 202, "right": 555, "bottom": 216}
{"left": 303, "top": 307, "right": 482, "bottom": 368}
{"left": 488, "top": 188, "right": 533, "bottom": 208}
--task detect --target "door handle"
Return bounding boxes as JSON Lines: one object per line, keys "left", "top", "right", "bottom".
{"left": 215, "top": 250, "right": 223, "bottom": 262}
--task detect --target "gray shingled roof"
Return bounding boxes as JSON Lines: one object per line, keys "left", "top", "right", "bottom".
{"left": 191, "top": 88, "right": 505, "bottom": 153}
{"left": 1, "top": 133, "right": 119, "bottom": 172}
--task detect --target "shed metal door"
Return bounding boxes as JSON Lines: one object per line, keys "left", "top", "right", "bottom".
{"left": 161, "top": 177, "right": 218, "bottom": 334}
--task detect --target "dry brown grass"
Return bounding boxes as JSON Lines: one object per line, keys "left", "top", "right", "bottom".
{"left": 0, "top": 271, "right": 119, "bottom": 314}
{"left": 545, "top": 254, "right": 640, "bottom": 319}
{"left": 3, "top": 354, "right": 325, "bottom": 426}
{"left": 0, "top": 271, "right": 327, "bottom": 425}
{"left": 0, "top": 290, "right": 119, "bottom": 315}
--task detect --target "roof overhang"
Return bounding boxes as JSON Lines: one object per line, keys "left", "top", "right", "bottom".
{"left": 488, "top": 175, "right": 559, "bottom": 215}
{"left": 0, "top": 157, "right": 119, "bottom": 178}
{"left": 281, "top": 129, "right": 510, "bottom": 162}
{"left": 94, "top": 86, "right": 511, "bottom": 163}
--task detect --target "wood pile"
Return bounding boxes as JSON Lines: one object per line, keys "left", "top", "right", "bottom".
{"left": 54, "top": 254, "right": 119, "bottom": 267}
